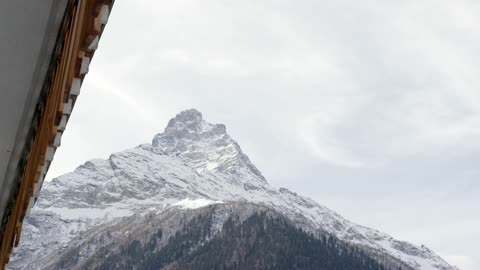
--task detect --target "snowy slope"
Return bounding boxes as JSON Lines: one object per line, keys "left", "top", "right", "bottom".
{"left": 9, "top": 109, "right": 455, "bottom": 270}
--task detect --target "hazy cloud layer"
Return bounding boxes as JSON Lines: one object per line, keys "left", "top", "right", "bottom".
{"left": 49, "top": 1, "right": 480, "bottom": 269}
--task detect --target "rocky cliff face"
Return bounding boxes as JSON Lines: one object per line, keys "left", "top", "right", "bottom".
{"left": 9, "top": 109, "right": 455, "bottom": 270}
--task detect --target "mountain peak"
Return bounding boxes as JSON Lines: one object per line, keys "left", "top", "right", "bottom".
{"left": 10, "top": 109, "right": 454, "bottom": 270}
{"left": 152, "top": 109, "right": 266, "bottom": 183}
{"left": 165, "top": 109, "right": 204, "bottom": 133}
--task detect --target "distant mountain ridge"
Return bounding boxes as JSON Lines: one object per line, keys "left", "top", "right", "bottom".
{"left": 9, "top": 109, "right": 456, "bottom": 270}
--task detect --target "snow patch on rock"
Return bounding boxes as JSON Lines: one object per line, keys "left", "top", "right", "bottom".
{"left": 173, "top": 198, "right": 223, "bottom": 209}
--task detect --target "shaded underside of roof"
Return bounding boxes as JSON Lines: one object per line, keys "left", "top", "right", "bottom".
{"left": 0, "top": 0, "right": 69, "bottom": 234}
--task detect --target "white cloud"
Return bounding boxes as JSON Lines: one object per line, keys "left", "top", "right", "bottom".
{"left": 445, "top": 255, "right": 476, "bottom": 270}
{"left": 296, "top": 87, "right": 480, "bottom": 168}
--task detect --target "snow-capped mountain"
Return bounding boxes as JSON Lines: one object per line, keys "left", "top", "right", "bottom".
{"left": 9, "top": 109, "right": 455, "bottom": 270}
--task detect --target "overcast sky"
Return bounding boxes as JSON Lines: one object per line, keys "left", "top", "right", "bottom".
{"left": 48, "top": 1, "right": 479, "bottom": 269}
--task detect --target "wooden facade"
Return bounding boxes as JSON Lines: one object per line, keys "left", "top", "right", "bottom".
{"left": 0, "top": 1, "right": 114, "bottom": 268}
